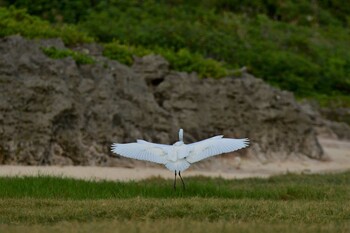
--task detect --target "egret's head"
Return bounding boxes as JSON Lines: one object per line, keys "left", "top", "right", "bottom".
{"left": 179, "top": 128, "right": 183, "bottom": 142}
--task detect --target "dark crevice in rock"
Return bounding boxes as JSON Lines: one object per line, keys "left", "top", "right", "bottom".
{"left": 149, "top": 78, "right": 164, "bottom": 87}
{"left": 52, "top": 108, "right": 78, "bottom": 134}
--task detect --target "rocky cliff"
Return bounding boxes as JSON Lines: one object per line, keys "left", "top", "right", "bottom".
{"left": 0, "top": 36, "right": 325, "bottom": 167}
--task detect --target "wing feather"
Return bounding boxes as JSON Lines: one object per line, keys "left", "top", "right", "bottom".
{"left": 111, "top": 142, "right": 168, "bottom": 164}
{"left": 186, "top": 138, "right": 249, "bottom": 163}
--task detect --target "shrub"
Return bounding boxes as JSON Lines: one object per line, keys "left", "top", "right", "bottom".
{"left": 42, "top": 46, "right": 94, "bottom": 65}
{"left": 103, "top": 41, "right": 151, "bottom": 66}
{"left": 0, "top": 7, "right": 93, "bottom": 45}
{"left": 154, "top": 47, "right": 229, "bottom": 78}
{"left": 103, "top": 41, "right": 229, "bottom": 78}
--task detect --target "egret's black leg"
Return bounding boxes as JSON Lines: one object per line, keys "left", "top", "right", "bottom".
{"left": 174, "top": 170, "right": 177, "bottom": 190}
{"left": 179, "top": 171, "right": 185, "bottom": 190}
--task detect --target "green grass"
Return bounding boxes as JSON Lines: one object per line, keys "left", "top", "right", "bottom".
{"left": 0, "top": 172, "right": 350, "bottom": 232}
{"left": 0, "top": 171, "right": 349, "bottom": 200}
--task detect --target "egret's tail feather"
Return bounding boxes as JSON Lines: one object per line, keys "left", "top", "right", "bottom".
{"left": 165, "top": 160, "right": 190, "bottom": 172}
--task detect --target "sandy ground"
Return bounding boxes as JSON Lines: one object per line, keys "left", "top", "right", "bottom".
{"left": 0, "top": 137, "right": 349, "bottom": 181}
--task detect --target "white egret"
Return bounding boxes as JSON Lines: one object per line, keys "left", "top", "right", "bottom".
{"left": 111, "top": 129, "right": 249, "bottom": 189}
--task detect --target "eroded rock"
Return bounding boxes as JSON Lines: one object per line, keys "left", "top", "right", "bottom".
{"left": 0, "top": 36, "right": 325, "bottom": 167}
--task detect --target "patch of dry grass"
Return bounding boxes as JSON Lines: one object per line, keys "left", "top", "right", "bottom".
{"left": 1, "top": 219, "right": 350, "bottom": 233}
{"left": 0, "top": 198, "right": 349, "bottom": 225}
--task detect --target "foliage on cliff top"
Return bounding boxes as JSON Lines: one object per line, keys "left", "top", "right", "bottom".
{"left": 103, "top": 42, "right": 229, "bottom": 78}
{"left": 0, "top": 7, "right": 92, "bottom": 45}
{"left": 42, "top": 46, "right": 95, "bottom": 65}
{"left": 1, "top": 1, "right": 350, "bottom": 106}
{"left": 78, "top": 1, "right": 350, "bottom": 100}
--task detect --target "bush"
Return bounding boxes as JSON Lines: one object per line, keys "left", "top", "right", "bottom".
{"left": 0, "top": 7, "right": 93, "bottom": 45}
{"left": 42, "top": 46, "right": 94, "bottom": 65}
{"left": 154, "top": 47, "right": 229, "bottom": 78}
{"left": 103, "top": 41, "right": 151, "bottom": 66}
{"left": 2, "top": 0, "right": 97, "bottom": 23}
{"left": 103, "top": 42, "right": 229, "bottom": 78}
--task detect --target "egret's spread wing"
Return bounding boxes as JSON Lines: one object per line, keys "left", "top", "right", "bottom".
{"left": 187, "top": 135, "right": 224, "bottom": 146}
{"left": 111, "top": 141, "right": 170, "bottom": 164}
{"left": 186, "top": 137, "right": 249, "bottom": 163}
{"left": 136, "top": 140, "right": 170, "bottom": 148}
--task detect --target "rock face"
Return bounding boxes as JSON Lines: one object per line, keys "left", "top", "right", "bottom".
{"left": 0, "top": 36, "right": 324, "bottom": 167}
{"left": 299, "top": 102, "right": 350, "bottom": 140}
{"left": 320, "top": 108, "right": 350, "bottom": 140}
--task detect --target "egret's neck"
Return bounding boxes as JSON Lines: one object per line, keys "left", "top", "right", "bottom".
{"left": 173, "top": 141, "right": 184, "bottom": 146}
{"left": 179, "top": 129, "right": 183, "bottom": 142}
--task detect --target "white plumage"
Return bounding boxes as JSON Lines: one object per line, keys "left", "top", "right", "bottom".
{"left": 111, "top": 129, "right": 249, "bottom": 172}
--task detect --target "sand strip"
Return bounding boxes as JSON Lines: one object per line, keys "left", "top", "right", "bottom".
{"left": 0, "top": 137, "right": 349, "bottom": 181}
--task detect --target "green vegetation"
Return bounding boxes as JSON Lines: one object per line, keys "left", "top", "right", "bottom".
{"left": 103, "top": 41, "right": 150, "bottom": 66}
{"left": 1, "top": 1, "right": 350, "bottom": 106}
{"left": 1, "top": 171, "right": 350, "bottom": 200}
{"left": 42, "top": 47, "right": 94, "bottom": 65}
{"left": 0, "top": 7, "right": 92, "bottom": 45}
{"left": 79, "top": 1, "right": 350, "bottom": 104}
{"left": 103, "top": 42, "right": 229, "bottom": 78}
{"left": 0, "top": 172, "right": 350, "bottom": 232}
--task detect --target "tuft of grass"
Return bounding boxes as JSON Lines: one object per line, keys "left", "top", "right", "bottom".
{"left": 42, "top": 46, "right": 94, "bottom": 65}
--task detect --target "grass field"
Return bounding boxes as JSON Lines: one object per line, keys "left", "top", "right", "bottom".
{"left": 0, "top": 172, "right": 349, "bottom": 232}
